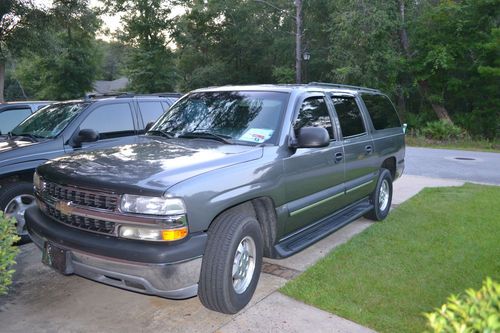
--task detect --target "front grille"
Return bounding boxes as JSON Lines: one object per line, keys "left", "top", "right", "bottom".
{"left": 46, "top": 205, "right": 116, "bottom": 234}
{"left": 45, "top": 182, "right": 119, "bottom": 211}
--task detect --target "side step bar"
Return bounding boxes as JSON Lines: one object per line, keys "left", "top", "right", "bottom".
{"left": 274, "top": 198, "right": 373, "bottom": 258}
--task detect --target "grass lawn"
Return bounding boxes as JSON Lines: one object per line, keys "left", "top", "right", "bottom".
{"left": 405, "top": 135, "right": 500, "bottom": 153}
{"left": 281, "top": 183, "right": 500, "bottom": 333}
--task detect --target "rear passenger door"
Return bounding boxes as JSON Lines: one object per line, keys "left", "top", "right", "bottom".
{"left": 330, "top": 94, "right": 378, "bottom": 203}
{"left": 283, "top": 94, "right": 346, "bottom": 234}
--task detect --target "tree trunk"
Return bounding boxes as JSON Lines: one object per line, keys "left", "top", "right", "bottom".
{"left": 0, "top": 61, "right": 5, "bottom": 103}
{"left": 418, "top": 80, "right": 453, "bottom": 123}
{"left": 295, "top": 0, "right": 302, "bottom": 84}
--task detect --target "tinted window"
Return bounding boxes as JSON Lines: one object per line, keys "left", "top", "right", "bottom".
{"left": 138, "top": 101, "right": 165, "bottom": 128}
{"left": 81, "top": 103, "right": 134, "bottom": 138}
{"left": 0, "top": 108, "right": 32, "bottom": 133}
{"left": 332, "top": 97, "right": 366, "bottom": 137}
{"left": 294, "top": 97, "right": 334, "bottom": 139}
{"left": 362, "top": 94, "right": 401, "bottom": 130}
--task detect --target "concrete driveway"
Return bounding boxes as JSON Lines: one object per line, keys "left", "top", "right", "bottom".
{"left": 0, "top": 173, "right": 466, "bottom": 333}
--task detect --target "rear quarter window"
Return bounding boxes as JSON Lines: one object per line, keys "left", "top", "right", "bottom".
{"left": 362, "top": 94, "right": 401, "bottom": 130}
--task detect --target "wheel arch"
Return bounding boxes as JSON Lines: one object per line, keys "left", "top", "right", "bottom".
{"left": 207, "top": 196, "right": 278, "bottom": 258}
{"left": 381, "top": 156, "right": 396, "bottom": 179}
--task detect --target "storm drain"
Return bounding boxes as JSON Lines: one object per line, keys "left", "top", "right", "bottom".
{"left": 261, "top": 262, "right": 301, "bottom": 280}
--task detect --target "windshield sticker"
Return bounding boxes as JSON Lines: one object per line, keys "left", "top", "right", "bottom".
{"left": 239, "top": 128, "right": 274, "bottom": 143}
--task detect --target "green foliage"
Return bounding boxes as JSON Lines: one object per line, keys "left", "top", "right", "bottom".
{"left": 272, "top": 66, "right": 295, "bottom": 84}
{"left": 421, "top": 120, "right": 466, "bottom": 141}
{"left": 410, "top": 0, "right": 500, "bottom": 138}
{"left": 0, "top": 211, "right": 19, "bottom": 295}
{"left": 425, "top": 278, "right": 500, "bottom": 333}
{"left": 14, "top": 0, "right": 101, "bottom": 100}
{"left": 104, "top": 0, "right": 176, "bottom": 93}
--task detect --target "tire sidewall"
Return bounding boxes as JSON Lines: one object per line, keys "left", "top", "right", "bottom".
{"left": 0, "top": 182, "right": 35, "bottom": 242}
{"left": 224, "top": 217, "right": 263, "bottom": 312}
{"left": 373, "top": 169, "right": 393, "bottom": 220}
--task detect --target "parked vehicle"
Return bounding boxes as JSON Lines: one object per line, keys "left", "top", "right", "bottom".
{"left": 0, "top": 101, "right": 53, "bottom": 136}
{"left": 26, "top": 83, "right": 405, "bottom": 313}
{"left": 0, "top": 93, "right": 180, "bottom": 241}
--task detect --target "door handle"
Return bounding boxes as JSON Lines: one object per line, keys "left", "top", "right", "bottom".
{"left": 365, "top": 145, "right": 373, "bottom": 155}
{"left": 334, "top": 152, "right": 343, "bottom": 163}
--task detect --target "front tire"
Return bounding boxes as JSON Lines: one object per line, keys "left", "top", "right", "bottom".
{"left": 365, "top": 169, "right": 393, "bottom": 221}
{"left": 0, "top": 182, "right": 36, "bottom": 244}
{"left": 198, "top": 209, "right": 263, "bottom": 314}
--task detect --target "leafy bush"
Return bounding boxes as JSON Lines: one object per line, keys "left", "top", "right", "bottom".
{"left": 425, "top": 278, "right": 500, "bottom": 333}
{"left": 0, "top": 211, "right": 19, "bottom": 295}
{"left": 421, "top": 120, "right": 466, "bottom": 140}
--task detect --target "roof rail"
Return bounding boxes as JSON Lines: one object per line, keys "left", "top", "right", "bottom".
{"left": 307, "top": 82, "right": 380, "bottom": 93}
{"left": 116, "top": 92, "right": 183, "bottom": 99}
{"left": 85, "top": 92, "right": 182, "bottom": 101}
{"left": 84, "top": 92, "right": 132, "bottom": 100}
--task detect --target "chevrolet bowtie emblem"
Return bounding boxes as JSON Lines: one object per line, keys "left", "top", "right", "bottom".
{"left": 55, "top": 201, "right": 73, "bottom": 216}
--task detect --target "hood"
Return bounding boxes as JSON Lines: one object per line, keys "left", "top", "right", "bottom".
{"left": 0, "top": 139, "right": 55, "bottom": 169}
{"left": 38, "top": 136, "right": 263, "bottom": 195}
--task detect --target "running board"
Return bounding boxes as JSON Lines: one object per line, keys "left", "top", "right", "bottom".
{"left": 274, "top": 198, "right": 373, "bottom": 258}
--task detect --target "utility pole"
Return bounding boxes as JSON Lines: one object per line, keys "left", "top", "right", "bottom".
{"left": 295, "top": 0, "right": 302, "bottom": 84}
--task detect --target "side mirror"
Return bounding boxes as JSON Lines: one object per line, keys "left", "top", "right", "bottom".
{"left": 72, "top": 128, "right": 99, "bottom": 148}
{"left": 144, "top": 122, "right": 154, "bottom": 132}
{"left": 293, "top": 127, "right": 330, "bottom": 148}
{"left": 402, "top": 123, "right": 408, "bottom": 134}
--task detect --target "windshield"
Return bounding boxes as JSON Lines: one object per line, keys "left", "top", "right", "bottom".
{"left": 149, "top": 91, "right": 289, "bottom": 144}
{"left": 11, "top": 102, "right": 88, "bottom": 139}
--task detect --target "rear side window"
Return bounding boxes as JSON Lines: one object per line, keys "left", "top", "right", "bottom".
{"left": 294, "top": 97, "right": 334, "bottom": 139}
{"left": 138, "top": 101, "right": 166, "bottom": 129}
{"left": 81, "top": 103, "right": 135, "bottom": 139}
{"left": 362, "top": 94, "right": 401, "bottom": 130}
{"left": 332, "top": 97, "right": 366, "bottom": 138}
{"left": 0, "top": 108, "right": 32, "bottom": 133}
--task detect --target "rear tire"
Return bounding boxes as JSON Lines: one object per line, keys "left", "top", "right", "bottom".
{"left": 0, "top": 182, "right": 36, "bottom": 244}
{"left": 364, "top": 169, "right": 393, "bottom": 221}
{"left": 198, "top": 209, "right": 263, "bottom": 314}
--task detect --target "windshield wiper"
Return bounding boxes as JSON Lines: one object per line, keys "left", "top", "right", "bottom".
{"left": 178, "top": 131, "right": 232, "bottom": 144}
{"left": 8, "top": 132, "right": 39, "bottom": 142}
{"left": 147, "top": 129, "right": 175, "bottom": 138}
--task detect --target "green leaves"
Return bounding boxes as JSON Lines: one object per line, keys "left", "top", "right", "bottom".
{"left": 0, "top": 210, "right": 19, "bottom": 295}
{"left": 425, "top": 278, "right": 500, "bottom": 333}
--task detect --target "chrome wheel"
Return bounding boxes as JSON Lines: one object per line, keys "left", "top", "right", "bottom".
{"left": 378, "top": 179, "right": 390, "bottom": 211}
{"left": 4, "top": 194, "right": 36, "bottom": 236}
{"left": 232, "top": 236, "right": 256, "bottom": 294}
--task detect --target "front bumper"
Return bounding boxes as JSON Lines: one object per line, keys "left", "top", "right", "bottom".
{"left": 26, "top": 206, "right": 206, "bottom": 299}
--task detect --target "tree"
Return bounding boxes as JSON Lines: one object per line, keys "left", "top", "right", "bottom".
{"left": 0, "top": 0, "right": 45, "bottom": 102}
{"left": 410, "top": 0, "right": 500, "bottom": 134}
{"left": 104, "top": 0, "right": 176, "bottom": 93}
{"left": 15, "top": 0, "right": 100, "bottom": 100}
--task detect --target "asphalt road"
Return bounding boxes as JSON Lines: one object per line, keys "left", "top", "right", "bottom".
{"left": 405, "top": 147, "right": 500, "bottom": 185}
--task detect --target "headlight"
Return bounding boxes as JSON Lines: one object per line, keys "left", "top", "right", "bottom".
{"left": 120, "top": 195, "right": 185, "bottom": 215}
{"left": 119, "top": 225, "right": 188, "bottom": 241}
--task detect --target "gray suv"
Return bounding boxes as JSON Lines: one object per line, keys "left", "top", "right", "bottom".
{"left": 26, "top": 83, "right": 405, "bottom": 314}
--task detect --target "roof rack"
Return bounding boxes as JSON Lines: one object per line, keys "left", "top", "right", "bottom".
{"left": 115, "top": 92, "right": 183, "bottom": 99}
{"left": 307, "top": 82, "right": 380, "bottom": 93}
{"left": 84, "top": 92, "right": 182, "bottom": 101}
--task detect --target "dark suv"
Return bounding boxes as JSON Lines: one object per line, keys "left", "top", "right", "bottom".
{"left": 26, "top": 83, "right": 404, "bottom": 314}
{"left": 0, "top": 94, "right": 180, "bottom": 241}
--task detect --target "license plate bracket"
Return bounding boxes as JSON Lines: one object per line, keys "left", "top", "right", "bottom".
{"left": 42, "top": 241, "right": 73, "bottom": 275}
